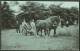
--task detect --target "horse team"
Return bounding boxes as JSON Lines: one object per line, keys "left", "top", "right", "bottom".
{"left": 16, "top": 15, "right": 78, "bottom": 37}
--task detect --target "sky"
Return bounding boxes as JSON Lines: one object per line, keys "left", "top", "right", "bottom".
{"left": 2, "top": 1, "right": 79, "bottom": 15}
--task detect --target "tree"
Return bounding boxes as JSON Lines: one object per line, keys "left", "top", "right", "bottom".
{"left": 19, "top": 2, "right": 47, "bottom": 21}
{"left": 0, "top": 1, "right": 16, "bottom": 29}
{"left": 48, "top": 4, "right": 63, "bottom": 16}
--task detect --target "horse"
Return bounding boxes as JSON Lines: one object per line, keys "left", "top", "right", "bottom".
{"left": 35, "top": 16, "right": 60, "bottom": 36}
{"left": 60, "top": 18, "right": 69, "bottom": 28}
{"left": 60, "top": 15, "right": 79, "bottom": 28}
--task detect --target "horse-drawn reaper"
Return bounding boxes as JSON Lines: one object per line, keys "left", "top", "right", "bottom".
{"left": 16, "top": 12, "right": 37, "bottom": 36}
{"left": 16, "top": 13, "right": 60, "bottom": 37}
{"left": 17, "top": 19, "right": 37, "bottom": 36}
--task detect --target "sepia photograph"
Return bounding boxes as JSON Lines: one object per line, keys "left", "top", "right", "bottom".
{"left": 0, "top": 1, "right": 79, "bottom": 50}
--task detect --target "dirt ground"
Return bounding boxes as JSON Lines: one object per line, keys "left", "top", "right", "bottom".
{"left": 1, "top": 25, "right": 79, "bottom": 50}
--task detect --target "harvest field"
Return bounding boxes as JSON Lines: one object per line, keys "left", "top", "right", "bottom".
{"left": 1, "top": 25, "right": 79, "bottom": 50}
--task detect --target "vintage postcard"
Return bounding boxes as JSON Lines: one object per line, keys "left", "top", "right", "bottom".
{"left": 0, "top": 0, "right": 79, "bottom": 50}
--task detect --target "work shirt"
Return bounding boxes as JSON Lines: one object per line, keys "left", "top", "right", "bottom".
{"left": 30, "top": 21, "right": 37, "bottom": 35}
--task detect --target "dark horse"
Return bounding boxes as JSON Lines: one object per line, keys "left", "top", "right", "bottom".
{"left": 60, "top": 15, "right": 79, "bottom": 28}
{"left": 35, "top": 16, "right": 60, "bottom": 37}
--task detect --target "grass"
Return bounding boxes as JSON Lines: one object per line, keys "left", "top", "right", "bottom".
{"left": 1, "top": 25, "right": 79, "bottom": 50}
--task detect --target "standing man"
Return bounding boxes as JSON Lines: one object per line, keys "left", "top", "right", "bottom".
{"left": 30, "top": 19, "right": 37, "bottom": 37}
{"left": 16, "top": 20, "right": 20, "bottom": 33}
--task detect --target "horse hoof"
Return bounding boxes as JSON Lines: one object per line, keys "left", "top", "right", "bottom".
{"left": 48, "top": 35, "right": 50, "bottom": 36}
{"left": 53, "top": 35, "right": 57, "bottom": 37}
{"left": 40, "top": 35, "right": 43, "bottom": 37}
{"left": 25, "top": 34, "right": 27, "bottom": 36}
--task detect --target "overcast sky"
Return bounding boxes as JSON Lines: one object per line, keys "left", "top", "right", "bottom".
{"left": 3, "top": 1, "right": 79, "bottom": 15}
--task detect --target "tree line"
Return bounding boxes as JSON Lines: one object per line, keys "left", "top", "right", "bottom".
{"left": 0, "top": 1, "right": 79, "bottom": 29}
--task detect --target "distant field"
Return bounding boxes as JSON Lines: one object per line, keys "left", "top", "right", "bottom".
{"left": 1, "top": 25, "right": 79, "bottom": 50}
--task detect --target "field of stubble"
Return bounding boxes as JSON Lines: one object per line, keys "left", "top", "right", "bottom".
{"left": 1, "top": 25, "right": 79, "bottom": 50}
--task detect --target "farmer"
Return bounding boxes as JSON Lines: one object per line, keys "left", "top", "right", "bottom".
{"left": 30, "top": 19, "right": 37, "bottom": 36}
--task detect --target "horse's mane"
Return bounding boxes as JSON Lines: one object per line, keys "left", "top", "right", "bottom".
{"left": 36, "top": 16, "right": 60, "bottom": 26}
